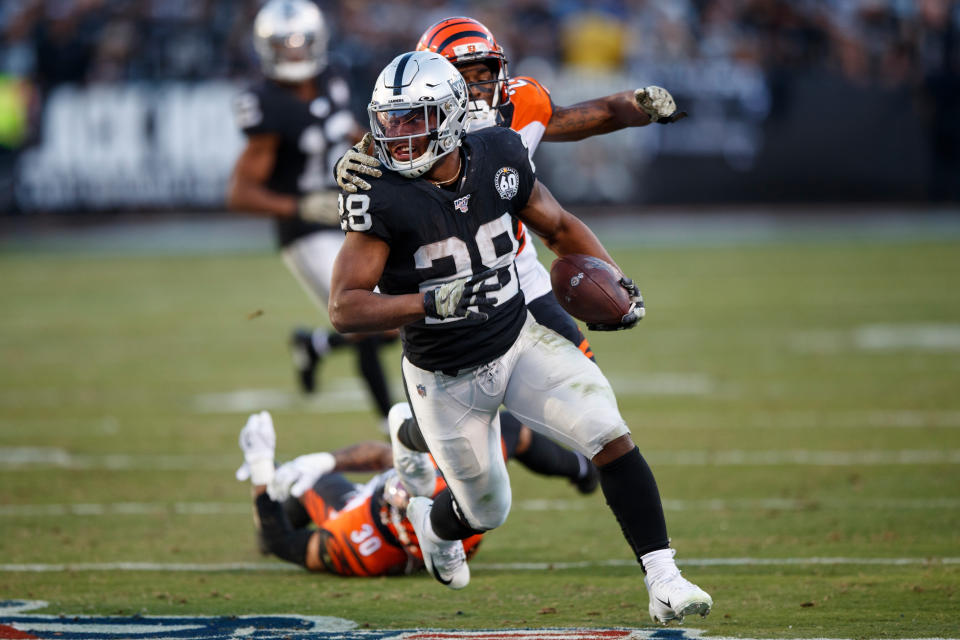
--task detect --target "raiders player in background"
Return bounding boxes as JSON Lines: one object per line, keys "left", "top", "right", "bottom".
{"left": 329, "top": 52, "right": 711, "bottom": 624}
{"left": 227, "top": 0, "right": 393, "bottom": 419}
{"left": 234, "top": 402, "right": 598, "bottom": 577}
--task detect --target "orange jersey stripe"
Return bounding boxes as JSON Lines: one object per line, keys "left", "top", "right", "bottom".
{"left": 506, "top": 76, "right": 553, "bottom": 131}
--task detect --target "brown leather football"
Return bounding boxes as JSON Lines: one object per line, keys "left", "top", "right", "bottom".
{"left": 550, "top": 254, "right": 631, "bottom": 325}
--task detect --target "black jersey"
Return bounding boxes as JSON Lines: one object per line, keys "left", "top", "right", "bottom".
{"left": 340, "top": 127, "right": 536, "bottom": 373}
{"left": 233, "top": 68, "right": 354, "bottom": 247}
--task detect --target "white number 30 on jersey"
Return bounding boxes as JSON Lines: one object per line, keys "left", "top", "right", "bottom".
{"left": 339, "top": 193, "right": 372, "bottom": 232}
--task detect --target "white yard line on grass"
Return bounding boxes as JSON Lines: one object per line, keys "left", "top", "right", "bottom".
{"left": 2, "top": 497, "right": 958, "bottom": 518}
{"left": 1, "top": 557, "right": 957, "bottom": 573}
{"left": 3, "top": 447, "right": 960, "bottom": 470}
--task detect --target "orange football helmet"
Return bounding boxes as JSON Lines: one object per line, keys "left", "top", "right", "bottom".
{"left": 416, "top": 17, "right": 511, "bottom": 112}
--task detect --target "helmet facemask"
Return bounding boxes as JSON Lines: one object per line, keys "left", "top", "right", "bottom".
{"left": 368, "top": 54, "right": 468, "bottom": 179}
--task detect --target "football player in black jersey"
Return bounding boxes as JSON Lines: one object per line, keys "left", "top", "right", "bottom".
{"left": 329, "top": 51, "right": 712, "bottom": 624}
{"left": 227, "top": 0, "right": 393, "bottom": 420}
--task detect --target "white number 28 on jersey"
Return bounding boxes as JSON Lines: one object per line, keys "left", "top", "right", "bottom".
{"left": 339, "top": 193, "right": 372, "bottom": 232}
{"left": 415, "top": 212, "right": 520, "bottom": 324}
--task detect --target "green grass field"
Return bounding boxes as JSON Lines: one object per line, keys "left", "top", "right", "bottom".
{"left": 2, "top": 218, "right": 959, "bottom": 638}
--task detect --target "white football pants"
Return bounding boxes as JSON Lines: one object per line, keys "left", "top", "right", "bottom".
{"left": 280, "top": 230, "right": 345, "bottom": 308}
{"left": 401, "top": 313, "right": 629, "bottom": 531}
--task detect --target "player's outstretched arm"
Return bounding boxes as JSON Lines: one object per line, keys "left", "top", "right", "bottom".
{"left": 518, "top": 180, "right": 644, "bottom": 330}
{"left": 227, "top": 133, "right": 340, "bottom": 224}
{"left": 227, "top": 134, "right": 299, "bottom": 216}
{"left": 518, "top": 180, "right": 620, "bottom": 269}
{"left": 329, "top": 232, "right": 426, "bottom": 333}
{"left": 543, "top": 86, "right": 685, "bottom": 142}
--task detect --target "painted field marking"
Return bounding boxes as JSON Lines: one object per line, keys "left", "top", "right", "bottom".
{"left": 3, "top": 447, "right": 960, "bottom": 471}
{"left": 1, "top": 557, "right": 958, "bottom": 573}
{"left": 191, "top": 374, "right": 715, "bottom": 415}
{"left": 791, "top": 323, "right": 960, "bottom": 353}
{"left": 2, "top": 497, "right": 958, "bottom": 518}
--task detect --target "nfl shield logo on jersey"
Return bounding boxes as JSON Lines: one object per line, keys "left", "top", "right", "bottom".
{"left": 453, "top": 194, "right": 471, "bottom": 213}
{"left": 417, "top": 384, "right": 427, "bottom": 398}
{"left": 495, "top": 167, "right": 519, "bottom": 200}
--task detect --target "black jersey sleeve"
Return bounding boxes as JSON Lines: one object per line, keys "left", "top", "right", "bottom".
{"left": 338, "top": 186, "right": 392, "bottom": 243}
{"left": 232, "top": 85, "right": 282, "bottom": 136}
{"left": 502, "top": 128, "right": 536, "bottom": 209}
{"left": 478, "top": 126, "right": 536, "bottom": 210}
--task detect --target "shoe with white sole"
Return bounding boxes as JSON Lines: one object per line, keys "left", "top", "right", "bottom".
{"left": 645, "top": 567, "right": 712, "bottom": 624}
{"left": 387, "top": 403, "right": 436, "bottom": 497}
{"left": 406, "top": 496, "right": 470, "bottom": 590}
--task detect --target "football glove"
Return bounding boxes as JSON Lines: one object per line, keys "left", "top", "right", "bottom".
{"left": 634, "top": 86, "right": 687, "bottom": 124}
{"left": 586, "top": 277, "right": 645, "bottom": 331}
{"left": 334, "top": 132, "right": 382, "bottom": 193}
{"left": 267, "top": 452, "right": 336, "bottom": 502}
{"left": 235, "top": 411, "right": 276, "bottom": 485}
{"left": 423, "top": 267, "right": 508, "bottom": 322}
{"left": 298, "top": 190, "right": 341, "bottom": 225}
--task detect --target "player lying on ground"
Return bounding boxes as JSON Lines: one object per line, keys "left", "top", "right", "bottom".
{"left": 329, "top": 51, "right": 711, "bottom": 624}
{"left": 236, "top": 404, "right": 598, "bottom": 577}
{"left": 227, "top": 0, "right": 394, "bottom": 419}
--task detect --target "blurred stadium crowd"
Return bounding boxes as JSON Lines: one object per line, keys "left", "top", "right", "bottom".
{"left": 0, "top": 0, "right": 957, "bottom": 208}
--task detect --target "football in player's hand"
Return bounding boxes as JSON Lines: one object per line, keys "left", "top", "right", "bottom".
{"left": 550, "top": 254, "right": 632, "bottom": 325}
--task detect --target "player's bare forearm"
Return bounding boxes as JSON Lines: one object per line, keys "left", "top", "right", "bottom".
{"left": 226, "top": 176, "right": 297, "bottom": 217}
{"left": 543, "top": 91, "right": 650, "bottom": 142}
{"left": 329, "top": 288, "right": 424, "bottom": 333}
{"left": 518, "top": 181, "right": 619, "bottom": 270}
{"left": 227, "top": 135, "right": 298, "bottom": 217}
{"left": 330, "top": 232, "right": 426, "bottom": 332}
{"left": 331, "top": 441, "right": 393, "bottom": 472}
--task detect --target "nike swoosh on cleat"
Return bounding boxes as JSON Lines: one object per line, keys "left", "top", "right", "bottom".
{"left": 656, "top": 597, "right": 672, "bottom": 609}
{"left": 431, "top": 565, "right": 453, "bottom": 586}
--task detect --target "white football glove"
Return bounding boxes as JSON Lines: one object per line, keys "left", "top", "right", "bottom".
{"left": 267, "top": 452, "right": 337, "bottom": 502}
{"left": 634, "top": 86, "right": 686, "bottom": 124}
{"left": 236, "top": 411, "right": 276, "bottom": 485}
{"left": 334, "top": 132, "right": 382, "bottom": 193}
{"left": 298, "top": 190, "right": 340, "bottom": 225}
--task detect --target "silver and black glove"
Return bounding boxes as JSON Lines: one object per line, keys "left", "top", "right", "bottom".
{"left": 586, "top": 277, "right": 645, "bottom": 331}
{"left": 297, "top": 191, "right": 340, "bottom": 225}
{"left": 635, "top": 86, "right": 687, "bottom": 125}
{"left": 334, "top": 132, "right": 382, "bottom": 193}
{"left": 423, "top": 268, "right": 508, "bottom": 322}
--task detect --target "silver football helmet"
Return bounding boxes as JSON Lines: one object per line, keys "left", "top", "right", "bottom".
{"left": 253, "top": 0, "right": 328, "bottom": 83}
{"left": 368, "top": 51, "right": 468, "bottom": 179}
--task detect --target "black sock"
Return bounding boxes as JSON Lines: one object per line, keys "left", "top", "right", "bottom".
{"left": 398, "top": 416, "right": 429, "bottom": 452}
{"left": 327, "top": 332, "right": 349, "bottom": 349}
{"left": 356, "top": 338, "right": 391, "bottom": 418}
{"left": 429, "top": 488, "right": 487, "bottom": 540}
{"left": 515, "top": 426, "right": 582, "bottom": 481}
{"left": 282, "top": 496, "right": 310, "bottom": 529}
{"left": 255, "top": 493, "right": 313, "bottom": 567}
{"left": 598, "top": 447, "right": 669, "bottom": 562}
{"left": 498, "top": 411, "right": 523, "bottom": 457}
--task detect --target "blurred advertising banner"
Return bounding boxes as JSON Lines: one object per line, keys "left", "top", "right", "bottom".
{"left": 9, "top": 64, "right": 949, "bottom": 212}
{"left": 14, "top": 81, "right": 244, "bottom": 212}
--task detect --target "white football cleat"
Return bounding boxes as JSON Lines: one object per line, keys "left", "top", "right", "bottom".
{"left": 406, "top": 496, "right": 470, "bottom": 590}
{"left": 645, "top": 567, "right": 712, "bottom": 624}
{"left": 387, "top": 403, "right": 436, "bottom": 497}
{"left": 238, "top": 411, "right": 276, "bottom": 485}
